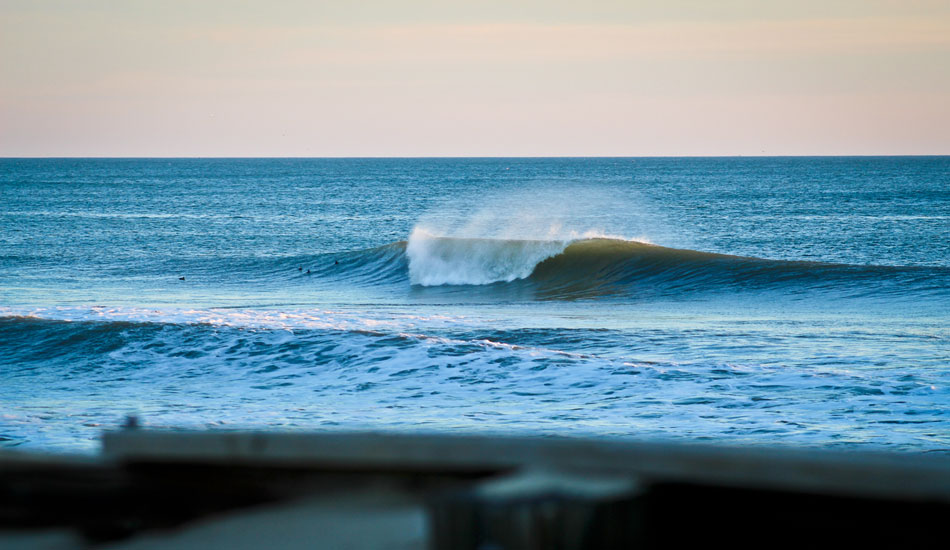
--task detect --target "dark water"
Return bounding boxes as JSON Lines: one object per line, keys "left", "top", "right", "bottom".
{"left": 1, "top": 157, "right": 948, "bottom": 452}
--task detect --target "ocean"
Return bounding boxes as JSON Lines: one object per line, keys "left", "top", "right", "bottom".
{"left": 1, "top": 157, "right": 948, "bottom": 453}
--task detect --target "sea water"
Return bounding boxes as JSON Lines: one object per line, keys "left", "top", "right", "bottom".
{"left": 1, "top": 157, "right": 947, "bottom": 453}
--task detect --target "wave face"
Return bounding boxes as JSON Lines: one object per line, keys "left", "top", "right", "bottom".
{"left": 523, "top": 238, "right": 946, "bottom": 298}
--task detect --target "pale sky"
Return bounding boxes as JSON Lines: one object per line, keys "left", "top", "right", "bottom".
{"left": 1, "top": 1, "right": 948, "bottom": 156}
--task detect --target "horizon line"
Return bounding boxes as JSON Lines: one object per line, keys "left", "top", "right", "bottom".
{"left": 2, "top": 154, "right": 948, "bottom": 160}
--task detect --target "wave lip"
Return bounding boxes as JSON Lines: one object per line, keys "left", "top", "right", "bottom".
{"left": 406, "top": 228, "right": 568, "bottom": 286}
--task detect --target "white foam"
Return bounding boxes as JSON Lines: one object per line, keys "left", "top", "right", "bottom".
{"left": 0, "top": 305, "right": 468, "bottom": 333}
{"left": 406, "top": 228, "right": 568, "bottom": 286}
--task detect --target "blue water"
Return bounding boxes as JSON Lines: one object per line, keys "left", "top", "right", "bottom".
{"left": 1, "top": 157, "right": 948, "bottom": 453}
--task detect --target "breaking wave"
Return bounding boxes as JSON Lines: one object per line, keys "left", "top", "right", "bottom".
{"left": 308, "top": 233, "right": 946, "bottom": 300}
{"left": 131, "top": 234, "right": 949, "bottom": 301}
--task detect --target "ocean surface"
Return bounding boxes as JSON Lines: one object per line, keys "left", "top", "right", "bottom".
{"left": 1, "top": 157, "right": 948, "bottom": 453}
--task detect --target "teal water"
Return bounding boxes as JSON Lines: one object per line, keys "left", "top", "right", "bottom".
{"left": 1, "top": 157, "right": 948, "bottom": 452}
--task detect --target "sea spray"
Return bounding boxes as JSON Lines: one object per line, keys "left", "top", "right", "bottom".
{"left": 409, "top": 181, "right": 673, "bottom": 245}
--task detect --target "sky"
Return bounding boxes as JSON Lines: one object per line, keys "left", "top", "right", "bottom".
{"left": 1, "top": 1, "right": 948, "bottom": 156}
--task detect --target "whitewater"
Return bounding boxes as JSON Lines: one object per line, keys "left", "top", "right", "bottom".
{"left": 1, "top": 157, "right": 948, "bottom": 453}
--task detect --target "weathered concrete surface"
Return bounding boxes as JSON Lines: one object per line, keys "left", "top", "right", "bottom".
{"left": 0, "top": 529, "right": 85, "bottom": 550}
{"left": 101, "top": 492, "right": 426, "bottom": 550}
{"left": 431, "top": 469, "right": 644, "bottom": 550}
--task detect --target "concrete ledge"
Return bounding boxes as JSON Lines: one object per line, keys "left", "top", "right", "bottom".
{"left": 102, "top": 430, "right": 950, "bottom": 502}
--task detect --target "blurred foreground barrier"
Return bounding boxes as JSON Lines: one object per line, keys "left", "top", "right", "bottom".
{"left": 1, "top": 430, "right": 949, "bottom": 549}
